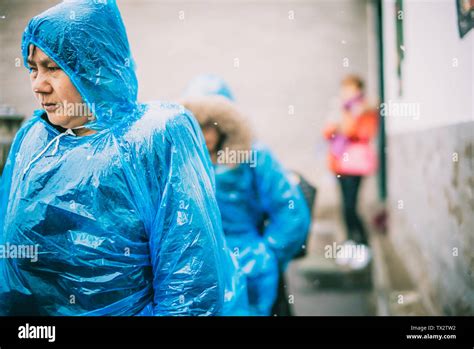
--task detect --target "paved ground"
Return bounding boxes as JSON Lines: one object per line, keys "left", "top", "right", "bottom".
{"left": 283, "top": 217, "right": 376, "bottom": 316}
{"left": 285, "top": 260, "right": 375, "bottom": 316}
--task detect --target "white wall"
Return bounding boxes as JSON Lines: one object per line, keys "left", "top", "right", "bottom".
{"left": 383, "top": 0, "right": 473, "bottom": 134}
{"left": 121, "top": 0, "right": 374, "bottom": 191}
{"left": 382, "top": 0, "right": 474, "bottom": 315}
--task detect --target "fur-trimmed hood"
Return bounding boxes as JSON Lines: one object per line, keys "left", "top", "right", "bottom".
{"left": 180, "top": 95, "right": 253, "bottom": 153}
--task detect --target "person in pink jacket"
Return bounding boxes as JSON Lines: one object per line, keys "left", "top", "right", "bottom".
{"left": 323, "top": 75, "right": 378, "bottom": 269}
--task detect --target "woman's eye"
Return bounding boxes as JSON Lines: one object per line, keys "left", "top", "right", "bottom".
{"left": 48, "top": 66, "right": 60, "bottom": 71}
{"left": 29, "top": 67, "right": 37, "bottom": 73}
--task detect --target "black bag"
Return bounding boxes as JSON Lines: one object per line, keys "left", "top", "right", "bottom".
{"left": 290, "top": 171, "right": 316, "bottom": 259}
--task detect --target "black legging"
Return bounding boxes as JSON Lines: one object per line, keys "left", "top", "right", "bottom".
{"left": 337, "top": 175, "right": 368, "bottom": 245}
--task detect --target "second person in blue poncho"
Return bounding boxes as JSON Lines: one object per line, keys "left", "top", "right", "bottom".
{"left": 181, "top": 76, "right": 311, "bottom": 315}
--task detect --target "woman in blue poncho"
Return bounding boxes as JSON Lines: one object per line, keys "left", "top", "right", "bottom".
{"left": 181, "top": 76, "right": 311, "bottom": 315}
{"left": 0, "top": 0, "right": 229, "bottom": 316}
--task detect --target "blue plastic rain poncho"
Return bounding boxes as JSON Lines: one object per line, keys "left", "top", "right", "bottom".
{"left": 215, "top": 143, "right": 311, "bottom": 316}
{"left": 184, "top": 76, "right": 252, "bottom": 316}
{"left": 0, "top": 0, "right": 228, "bottom": 316}
{"left": 181, "top": 80, "right": 311, "bottom": 316}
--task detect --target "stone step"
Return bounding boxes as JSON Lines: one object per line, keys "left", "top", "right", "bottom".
{"left": 296, "top": 254, "right": 372, "bottom": 290}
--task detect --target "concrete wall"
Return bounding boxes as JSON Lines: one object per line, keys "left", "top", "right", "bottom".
{"left": 0, "top": 0, "right": 377, "bottom": 211}
{"left": 382, "top": 0, "right": 473, "bottom": 315}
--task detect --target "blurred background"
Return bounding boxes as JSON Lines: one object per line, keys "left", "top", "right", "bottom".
{"left": 0, "top": 0, "right": 472, "bottom": 315}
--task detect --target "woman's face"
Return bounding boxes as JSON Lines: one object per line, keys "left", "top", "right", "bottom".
{"left": 27, "top": 45, "right": 93, "bottom": 130}
{"left": 341, "top": 82, "right": 361, "bottom": 104}
{"left": 202, "top": 126, "right": 220, "bottom": 154}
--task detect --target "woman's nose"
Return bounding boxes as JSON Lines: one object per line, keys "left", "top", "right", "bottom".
{"left": 31, "top": 72, "right": 53, "bottom": 95}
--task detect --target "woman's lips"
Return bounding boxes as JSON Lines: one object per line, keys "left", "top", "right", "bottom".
{"left": 42, "top": 103, "right": 59, "bottom": 112}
